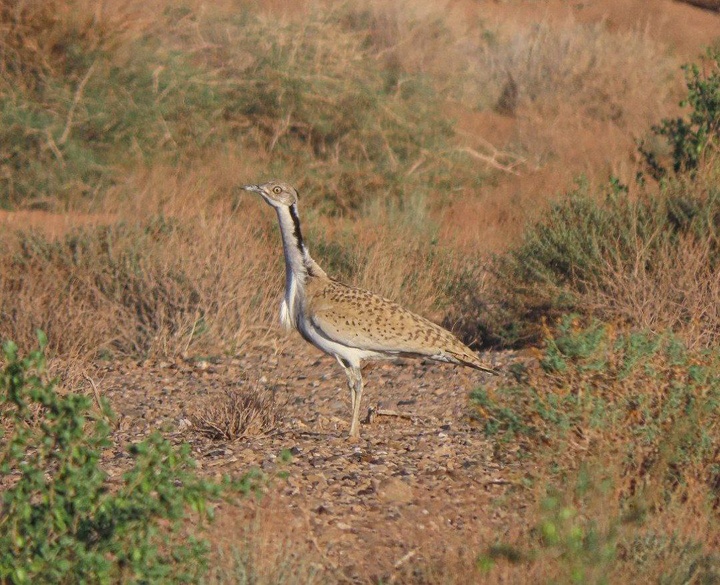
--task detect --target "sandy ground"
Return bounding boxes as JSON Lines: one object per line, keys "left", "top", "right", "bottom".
{"left": 88, "top": 336, "right": 523, "bottom": 582}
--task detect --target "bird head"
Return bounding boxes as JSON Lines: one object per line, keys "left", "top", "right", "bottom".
{"left": 242, "top": 180, "right": 298, "bottom": 208}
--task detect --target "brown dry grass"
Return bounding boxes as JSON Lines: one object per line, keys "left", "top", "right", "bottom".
{"left": 0, "top": 152, "right": 483, "bottom": 358}
{"left": 0, "top": 0, "right": 692, "bottom": 357}
{"left": 591, "top": 232, "right": 720, "bottom": 349}
{"left": 191, "top": 385, "right": 283, "bottom": 441}
{"left": 208, "top": 499, "right": 337, "bottom": 585}
{"left": 0, "top": 163, "right": 282, "bottom": 358}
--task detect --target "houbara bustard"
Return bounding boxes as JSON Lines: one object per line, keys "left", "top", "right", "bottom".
{"left": 244, "top": 180, "right": 497, "bottom": 438}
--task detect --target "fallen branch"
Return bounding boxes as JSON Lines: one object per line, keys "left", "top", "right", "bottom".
{"left": 365, "top": 406, "right": 429, "bottom": 424}
{"left": 59, "top": 59, "right": 98, "bottom": 146}
{"left": 456, "top": 146, "right": 524, "bottom": 175}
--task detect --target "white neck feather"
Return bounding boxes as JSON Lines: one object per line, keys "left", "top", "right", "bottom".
{"left": 275, "top": 204, "right": 308, "bottom": 283}
{"left": 274, "top": 204, "right": 325, "bottom": 330}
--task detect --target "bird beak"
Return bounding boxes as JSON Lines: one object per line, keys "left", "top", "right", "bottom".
{"left": 242, "top": 184, "right": 262, "bottom": 193}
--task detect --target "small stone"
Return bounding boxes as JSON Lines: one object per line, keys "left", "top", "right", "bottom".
{"left": 316, "top": 504, "right": 333, "bottom": 515}
{"left": 377, "top": 478, "right": 414, "bottom": 504}
{"left": 434, "top": 445, "right": 453, "bottom": 457}
{"left": 306, "top": 473, "right": 327, "bottom": 486}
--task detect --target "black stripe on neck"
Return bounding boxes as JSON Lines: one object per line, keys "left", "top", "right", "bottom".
{"left": 289, "top": 203, "right": 305, "bottom": 252}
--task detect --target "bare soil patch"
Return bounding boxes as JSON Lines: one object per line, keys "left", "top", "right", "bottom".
{"left": 84, "top": 337, "right": 519, "bottom": 582}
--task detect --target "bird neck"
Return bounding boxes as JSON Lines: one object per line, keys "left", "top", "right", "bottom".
{"left": 274, "top": 203, "right": 324, "bottom": 287}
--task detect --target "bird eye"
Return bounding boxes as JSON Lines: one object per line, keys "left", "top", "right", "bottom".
{"left": 272, "top": 186, "right": 282, "bottom": 194}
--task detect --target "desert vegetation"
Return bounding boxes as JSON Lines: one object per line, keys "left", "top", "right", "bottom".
{"left": 1, "top": 0, "right": 719, "bottom": 582}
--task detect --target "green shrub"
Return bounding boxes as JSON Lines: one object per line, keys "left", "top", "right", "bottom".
{"left": 640, "top": 47, "right": 720, "bottom": 180}
{"left": 0, "top": 45, "right": 224, "bottom": 206}
{"left": 0, "top": 333, "right": 221, "bottom": 583}
{"left": 479, "top": 180, "right": 720, "bottom": 347}
{"left": 479, "top": 473, "right": 618, "bottom": 584}
{"left": 508, "top": 181, "right": 718, "bottom": 305}
{"left": 473, "top": 319, "right": 720, "bottom": 582}
{"left": 0, "top": 2, "right": 478, "bottom": 213}
{"left": 471, "top": 317, "right": 720, "bottom": 504}
{"left": 477, "top": 464, "right": 720, "bottom": 584}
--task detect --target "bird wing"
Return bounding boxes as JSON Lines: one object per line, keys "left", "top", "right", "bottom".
{"left": 306, "top": 278, "right": 496, "bottom": 373}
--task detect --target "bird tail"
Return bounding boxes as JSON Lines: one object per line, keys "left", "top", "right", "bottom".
{"left": 450, "top": 349, "right": 499, "bottom": 375}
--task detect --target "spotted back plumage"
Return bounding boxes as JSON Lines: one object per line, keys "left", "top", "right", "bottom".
{"left": 305, "top": 276, "right": 494, "bottom": 372}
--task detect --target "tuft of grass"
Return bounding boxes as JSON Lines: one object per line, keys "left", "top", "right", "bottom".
{"left": 191, "top": 386, "right": 283, "bottom": 441}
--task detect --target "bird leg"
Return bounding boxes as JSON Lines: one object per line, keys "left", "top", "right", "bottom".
{"left": 338, "top": 360, "right": 364, "bottom": 438}
{"left": 349, "top": 367, "right": 364, "bottom": 439}
{"left": 337, "top": 357, "right": 355, "bottom": 412}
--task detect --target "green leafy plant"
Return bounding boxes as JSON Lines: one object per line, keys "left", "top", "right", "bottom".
{"left": 0, "top": 333, "right": 222, "bottom": 584}
{"left": 478, "top": 470, "right": 617, "bottom": 584}
{"left": 640, "top": 47, "right": 720, "bottom": 180}
{"left": 472, "top": 318, "right": 720, "bottom": 504}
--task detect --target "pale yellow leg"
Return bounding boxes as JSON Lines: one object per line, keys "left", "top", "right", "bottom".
{"left": 339, "top": 361, "right": 364, "bottom": 438}
{"left": 349, "top": 368, "right": 364, "bottom": 439}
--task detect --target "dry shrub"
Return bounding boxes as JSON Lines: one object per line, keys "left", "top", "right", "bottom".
{"left": 475, "top": 178, "right": 720, "bottom": 349}
{"left": 592, "top": 233, "right": 720, "bottom": 349}
{"left": 191, "top": 386, "right": 282, "bottom": 441}
{"left": 0, "top": 164, "right": 283, "bottom": 358}
{"left": 471, "top": 19, "right": 675, "bottom": 126}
